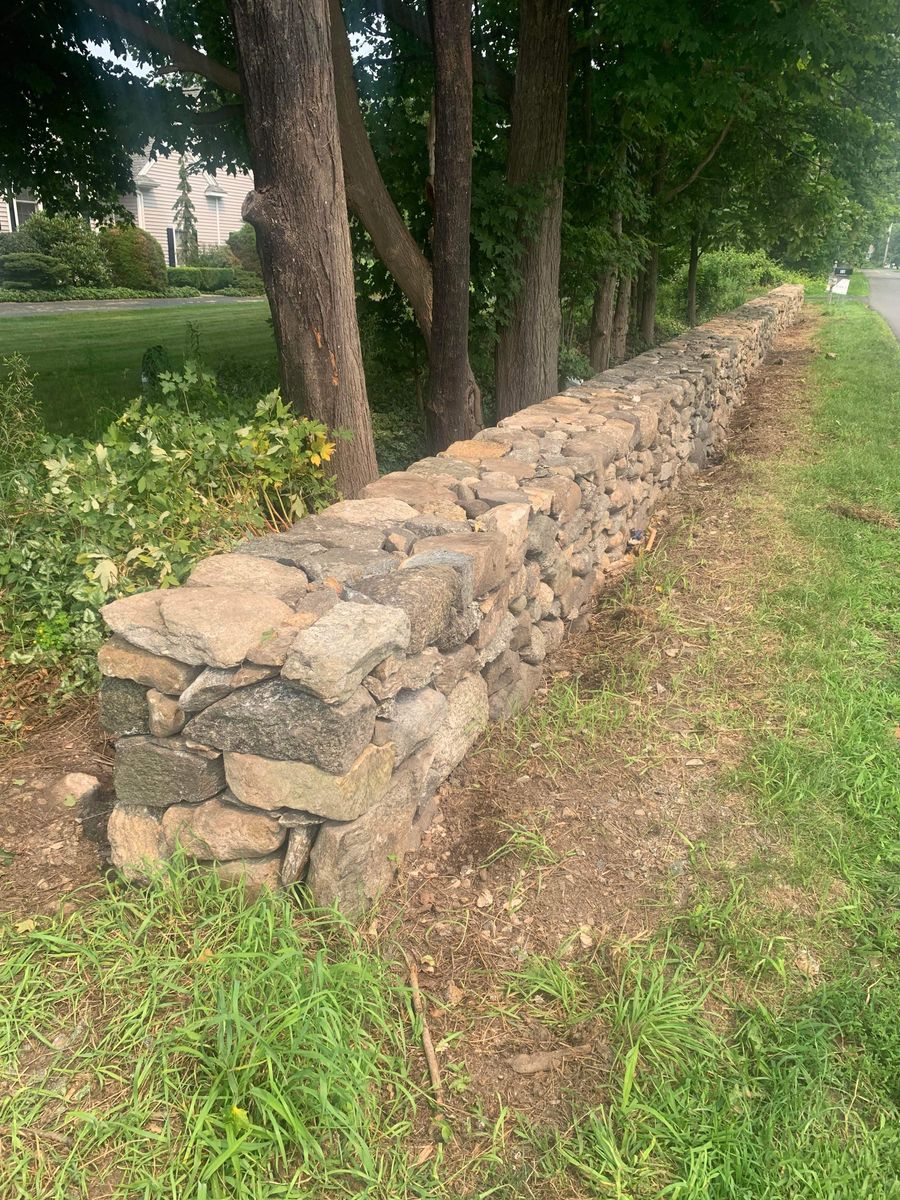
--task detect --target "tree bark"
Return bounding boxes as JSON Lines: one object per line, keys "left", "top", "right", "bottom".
{"left": 610, "top": 273, "right": 631, "bottom": 364}
{"left": 229, "top": 0, "right": 378, "bottom": 496}
{"left": 425, "top": 0, "right": 479, "bottom": 450}
{"left": 494, "top": 0, "right": 569, "bottom": 420}
{"left": 639, "top": 244, "right": 659, "bottom": 345}
{"left": 687, "top": 230, "right": 700, "bottom": 327}
{"left": 329, "top": 0, "right": 434, "bottom": 344}
{"left": 330, "top": 0, "right": 481, "bottom": 436}
{"left": 589, "top": 208, "right": 621, "bottom": 372}
{"left": 589, "top": 270, "right": 616, "bottom": 372}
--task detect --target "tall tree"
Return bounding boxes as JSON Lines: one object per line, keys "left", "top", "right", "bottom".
{"left": 494, "top": 0, "right": 569, "bottom": 419}
{"left": 228, "top": 0, "right": 378, "bottom": 494}
{"left": 173, "top": 156, "right": 199, "bottom": 264}
{"left": 425, "top": 0, "right": 478, "bottom": 450}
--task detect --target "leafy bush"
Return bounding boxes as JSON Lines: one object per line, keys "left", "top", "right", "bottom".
{"left": 0, "top": 251, "right": 67, "bottom": 289}
{"left": 233, "top": 268, "right": 265, "bottom": 293}
{"left": 0, "top": 285, "right": 201, "bottom": 302}
{"left": 167, "top": 266, "right": 236, "bottom": 291}
{"left": 658, "top": 248, "right": 790, "bottom": 329}
{"left": 0, "top": 361, "right": 338, "bottom": 694}
{"left": 227, "top": 222, "right": 262, "bottom": 274}
{"left": 195, "top": 246, "right": 239, "bottom": 268}
{"left": 23, "top": 213, "right": 112, "bottom": 287}
{"left": 99, "top": 224, "right": 167, "bottom": 290}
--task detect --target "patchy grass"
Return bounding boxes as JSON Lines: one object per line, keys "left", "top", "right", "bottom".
{"left": 1, "top": 301, "right": 898, "bottom": 1197}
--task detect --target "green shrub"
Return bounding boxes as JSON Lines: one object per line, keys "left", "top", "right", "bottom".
{"left": 0, "top": 251, "right": 67, "bottom": 289}
{"left": 0, "top": 285, "right": 201, "bottom": 302}
{"left": 99, "top": 224, "right": 167, "bottom": 290}
{"left": 195, "top": 246, "right": 239, "bottom": 268}
{"left": 227, "top": 222, "right": 262, "bottom": 274}
{"left": 23, "top": 213, "right": 112, "bottom": 287}
{"left": 167, "top": 266, "right": 236, "bottom": 291}
{"left": 659, "top": 248, "right": 789, "bottom": 329}
{"left": 233, "top": 268, "right": 265, "bottom": 293}
{"left": 0, "top": 361, "right": 338, "bottom": 695}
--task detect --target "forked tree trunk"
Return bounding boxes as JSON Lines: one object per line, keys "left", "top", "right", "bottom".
{"left": 687, "top": 230, "right": 700, "bottom": 327}
{"left": 229, "top": 0, "right": 378, "bottom": 496}
{"left": 426, "top": 0, "right": 479, "bottom": 450}
{"left": 639, "top": 244, "right": 659, "bottom": 345}
{"left": 610, "top": 273, "right": 631, "bottom": 364}
{"left": 329, "top": 0, "right": 433, "bottom": 344}
{"left": 589, "top": 269, "right": 617, "bottom": 372}
{"left": 329, "top": 0, "right": 480, "bottom": 444}
{"left": 494, "top": 0, "right": 568, "bottom": 420}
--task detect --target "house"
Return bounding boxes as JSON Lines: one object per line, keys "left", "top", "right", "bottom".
{"left": 1, "top": 152, "right": 254, "bottom": 265}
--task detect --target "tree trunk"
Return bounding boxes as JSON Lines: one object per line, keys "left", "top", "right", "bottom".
{"left": 229, "top": 0, "right": 378, "bottom": 496}
{"left": 425, "top": 0, "right": 479, "bottom": 451}
{"left": 610, "top": 273, "right": 631, "bottom": 364}
{"left": 639, "top": 244, "right": 659, "bottom": 345}
{"left": 494, "top": 0, "right": 568, "bottom": 420}
{"left": 329, "top": 0, "right": 481, "bottom": 434}
{"left": 687, "top": 230, "right": 699, "bottom": 327}
{"left": 589, "top": 270, "right": 616, "bottom": 372}
{"left": 329, "top": 0, "right": 433, "bottom": 343}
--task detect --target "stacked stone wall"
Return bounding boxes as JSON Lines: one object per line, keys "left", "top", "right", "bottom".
{"left": 98, "top": 285, "right": 803, "bottom": 909}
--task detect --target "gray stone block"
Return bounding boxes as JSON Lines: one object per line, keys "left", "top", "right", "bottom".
{"left": 185, "top": 679, "right": 375, "bottom": 773}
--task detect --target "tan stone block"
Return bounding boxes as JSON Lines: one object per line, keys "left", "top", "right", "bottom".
{"left": 224, "top": 742, "right": 395, "bottom": 820}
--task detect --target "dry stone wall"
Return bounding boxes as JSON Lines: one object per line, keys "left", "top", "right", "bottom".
{"left": 98, "top": 285, "right": 803, "bottom": 910}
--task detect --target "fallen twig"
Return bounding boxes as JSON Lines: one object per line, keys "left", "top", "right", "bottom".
{"left": 407, "top": 959, "right": 444, "bottom": 1108}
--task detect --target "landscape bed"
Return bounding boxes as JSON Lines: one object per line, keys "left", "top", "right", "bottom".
{"left": 95, "top": 285, "right": 803, "bottom": 910}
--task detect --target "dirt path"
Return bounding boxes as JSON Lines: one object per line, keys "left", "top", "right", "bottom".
{"left": 376, "top": 310, "right": 818, "bottom": 1129}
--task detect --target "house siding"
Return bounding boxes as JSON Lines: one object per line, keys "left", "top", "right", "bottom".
{"left": 129, "top": 154, "right": 253, "bottom": 262}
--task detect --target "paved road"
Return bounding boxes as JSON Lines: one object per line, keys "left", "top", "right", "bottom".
{"left": 0, "top": 294, "right": 265, "bottom": 319}
{"left": 862, "top": 269, "right": 900, "bottom": 339}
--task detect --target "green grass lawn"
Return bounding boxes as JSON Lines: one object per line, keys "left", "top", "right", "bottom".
{"left": 1, "top": 301, "right": 897, "bottom": 1198}
{"left": 0, "top": 302, "right": 276, "bottom": 437}
{"left": 848, "top": 270, "right": 871, "bottom": 296}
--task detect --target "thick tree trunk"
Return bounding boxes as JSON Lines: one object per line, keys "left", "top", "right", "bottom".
{"left": 610, "top": 273, "right": 631, "bottom": 364}
{"left": 589, "top": 270, "right": 616, "bottom": 372}
{"left": 494, "top": 0, "right": 568, "bottom": 420}
{"left": 687, "top": 231, "right": 700, "bottom": 327}
{"left": 589, "top": 208, "right": 622, "bottom": 372}
{"left": 426, "top": 0, "right": 479, "bottom": 451}
{"left": 230, "top": 0, "right": 378, "bottom": 496}
{"left": 639, "top": 244, "right": 659, "bottom": 345}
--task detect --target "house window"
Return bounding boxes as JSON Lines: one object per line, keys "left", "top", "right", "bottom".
{"left": 207, "top": 194, "right": 224, "bottom": 245}
{"left": 6, "top": 193, "right": 39, "bottom": 231}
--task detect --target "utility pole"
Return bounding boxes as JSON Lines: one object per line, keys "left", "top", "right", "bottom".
{"left": 883, "top": 222, "right": 893, "bottom": 267}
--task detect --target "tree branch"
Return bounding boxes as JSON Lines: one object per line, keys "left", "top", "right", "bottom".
{"left": 84, "top": 0, "right": 242, "bottom": 94}
{"left": 659, "top": 118, "right": 734, "bottom": 204}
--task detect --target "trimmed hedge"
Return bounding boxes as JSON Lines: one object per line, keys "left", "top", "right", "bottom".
{"left": 100, "top": 225, "right": 168, "bottom": 291}
{"left": 0, "top": 286, "right": 201, "bottom": 303}
{"left": 167, "top": 266, "right": 236, "bottom": 291}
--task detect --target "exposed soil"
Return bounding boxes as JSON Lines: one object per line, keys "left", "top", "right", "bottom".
{"left": 379, "top": 311, "right": 819, "bottom": 1133}
{"left": 0, "top": 697, "right": 113, "bottom": 918}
